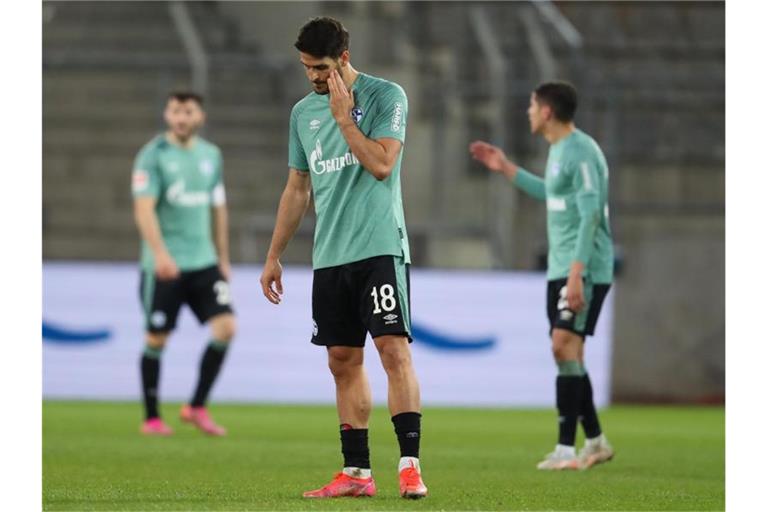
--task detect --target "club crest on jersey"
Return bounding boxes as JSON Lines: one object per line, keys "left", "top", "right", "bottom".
{"left": 199, "top": 160, "right": 214, "bottom": 176}
{"left": 350, "top": 106, "right": 364, "bottom": 124}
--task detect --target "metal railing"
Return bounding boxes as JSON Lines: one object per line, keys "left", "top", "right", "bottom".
{"left": 168, "top": 1, "right": 209, "bottom": 99}
{"left": 468, "top": 6, "right": 515, "bottom": 269}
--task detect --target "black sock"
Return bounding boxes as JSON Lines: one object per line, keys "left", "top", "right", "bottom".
{"left": 340, "top": 425, "right": 370, "bottom": 469}
{"left": 392, "top": 412, "right": 421, "bottom": 458}
{"left": 556, "top": 375, "right": 584, "bottom": 446}
{"left": 580, "top": 372, "right": 603, "bottom": 439}
{"left": 190, "top": 340, "right": 229, "bottom": 407}
{"left": 140, "top": 346, "right": 162, "bottom": 420}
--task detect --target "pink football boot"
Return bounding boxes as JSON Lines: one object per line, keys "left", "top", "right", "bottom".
{"left": 180, "top": 405, "right": 227, "bottom": 436}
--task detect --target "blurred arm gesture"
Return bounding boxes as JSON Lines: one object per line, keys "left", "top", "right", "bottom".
{"left": 469, "top": 140, "right": 519, "bottom": 179}
{"left": 470, "top": 140, "right": 546, "bottom": 201}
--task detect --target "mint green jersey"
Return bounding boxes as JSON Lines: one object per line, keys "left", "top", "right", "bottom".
{"left": 513, "top": 129, "right": 614, "bottom": 283}
{"left": 288, "top": 73, "right": 410, "bottom": 270}
{"left": 131, "top": 134, "right": 225, "bottom": 272}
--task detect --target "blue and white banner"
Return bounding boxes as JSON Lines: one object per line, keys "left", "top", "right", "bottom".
{"left": 43, "top": 263, "right": 613, "bottom": 406}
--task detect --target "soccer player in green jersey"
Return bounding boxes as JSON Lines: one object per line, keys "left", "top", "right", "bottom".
{"left": 132, "top": 91, "right": 236, "bottom": 437}
{"left": 259, "top": 17, "right": 427, "bottom": 499}
{"left": 470, "top": 81, "right": 615, "bottom": 470}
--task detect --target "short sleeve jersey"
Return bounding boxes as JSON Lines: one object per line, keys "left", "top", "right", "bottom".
{"left": 544, "top": 129, "right": 614, "bottom": 283}
{"left": 288, "top": 73, "right": 410, "bottom": 269}
{"left": 131, "top": 135, "right": 225, "bottom": 272}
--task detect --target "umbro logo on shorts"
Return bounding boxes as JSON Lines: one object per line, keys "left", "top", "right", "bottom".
{"left": 383, "top": 313, "right": 399, "bottom": 325}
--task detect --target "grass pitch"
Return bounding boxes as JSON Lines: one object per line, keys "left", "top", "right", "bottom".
{"left": 43, "top": 402, "right": 723, "bottom": 511}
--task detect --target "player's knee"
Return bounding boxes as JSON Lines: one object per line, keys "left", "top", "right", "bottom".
{"left": 146, "top": 332, "right": 168, "bottom": 349}
{"left": 377, "top": 341, "right": 412, "bottom": 374}
{"left": 551, "top": 330, "right": 579, "bottom": 361}
{"left": 211, "top": 315, "right": 236, "bottom": 342}
{"left": 327, "top": 347, "right": 362, "bottom": 378}
{"left": 551, "top": 343, "right": 569, "bottom": 362}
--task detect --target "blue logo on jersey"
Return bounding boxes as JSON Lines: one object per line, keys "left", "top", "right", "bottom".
{"left": 411, "top": 322, "right": 496, "bottom": 351}
{"left": 42, "top": 320, "right": 111, "bottom": 344}
{"left": 351, "top": 107, "right": 364, "bottom": 124}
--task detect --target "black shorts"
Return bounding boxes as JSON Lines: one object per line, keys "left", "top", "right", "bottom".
{"left": 311, "top": 255, "right": 412, "bottom": 347}
{"left": 547, "top": 278, "right": 611, "bottom": 338}
{"left": 139, "top": 265, "right": 234, "bottom": 333}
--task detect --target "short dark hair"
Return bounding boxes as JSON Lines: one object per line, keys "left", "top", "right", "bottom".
{"left": 534, "top": 81, "right": 577, "bottom": 122}
{"left": 168, "top": 90, "right": 204, "bottom": 107}
{"left": 294, "top": 17, "right": 349, "bottom": 59}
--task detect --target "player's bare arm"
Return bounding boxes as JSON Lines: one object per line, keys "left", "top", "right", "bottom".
{"left": 470, "top": 140, "right": 547, "bottom": 201}
{"left": 328, "top": 69, "right": 402, "bottom": 180}
{"left": 566, "top": 261, "right": 586, "bottom": 312}
{"left": 468, "top": 140, "right": 519, "bottom": 179}
{"left": 260, "top": 169, "right": 312, "bottom": 304}
{"left": 212, "top": 205, "right": 231, "bottom": 281}
{"left": 133, "top": 196, "right": 179, "bottom": 280}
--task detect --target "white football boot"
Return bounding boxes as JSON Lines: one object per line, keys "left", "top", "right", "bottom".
{"left": 536, "top": 445, "right": 580, "bottom": 470}
{"left": 578, "top": 434, "right": 614, "bottom": 469}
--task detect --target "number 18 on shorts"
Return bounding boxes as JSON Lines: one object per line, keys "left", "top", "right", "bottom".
{"left": 311, "top": 255, "right": 412, "bottom": 347}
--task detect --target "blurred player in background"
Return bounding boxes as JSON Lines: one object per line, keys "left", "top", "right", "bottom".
{"left": 470, "top": 81, "right": 615, "bottom": 470}
{"left": 260, "top": 17, "right": 427, "bottom": 499}
{"left": 132, "top": 91, "right": 235, "bottom": 437}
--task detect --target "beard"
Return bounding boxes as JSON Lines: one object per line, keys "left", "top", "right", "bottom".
{"left": 172, "top": 126, "right": 197, "bottom": 141}
{"left": 312, "top": 82, "right": 330, "bottom": 95}
{"left": 311, "top": 62, "right": 342, "bottom": 95}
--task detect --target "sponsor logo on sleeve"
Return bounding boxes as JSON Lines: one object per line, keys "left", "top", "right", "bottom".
{"left": 309, "top": 119, "right": 321, "bottom": 130}
{"left": 132, "top": 169, "right": 149, "bottom": 192}
{"left": 390, "top": 102, "right": 403, "bottom": 132}
{"left": 211, "top": 183, "right": 227, "bottom": 206}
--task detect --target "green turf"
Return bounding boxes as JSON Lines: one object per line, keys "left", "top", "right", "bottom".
{"left": 43, "top": 402, "right": 724, "bottom": 511}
